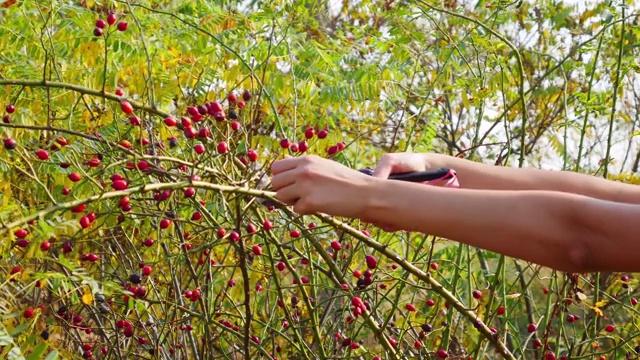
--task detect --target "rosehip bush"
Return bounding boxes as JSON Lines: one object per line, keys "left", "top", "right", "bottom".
{"left": 1, "top": 1, "right": 640, "bottom": 360}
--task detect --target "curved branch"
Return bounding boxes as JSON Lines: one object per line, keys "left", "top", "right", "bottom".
{"left": 2, "top": 179, "right": 514, "bottom": 359}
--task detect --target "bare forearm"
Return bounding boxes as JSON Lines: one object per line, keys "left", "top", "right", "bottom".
{"left": 434, "top": 154, "right": 640, "bottom": 204}
{"left": 363, "top": 179, "right": 591, "bottom": 273}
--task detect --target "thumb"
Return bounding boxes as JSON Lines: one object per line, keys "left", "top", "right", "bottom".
{"left": 371, "top": 158, "right": 393, "bottom": 179}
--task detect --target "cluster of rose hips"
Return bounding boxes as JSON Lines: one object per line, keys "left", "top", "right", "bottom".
{"left": 183, "top": 288, "right": 202, "bottom": 302}
{"left": 94, "top": 12, "right": 127, "bottom": 37}
{"left": 3, "top": 103, "right": 14, "bottom": 124}
{"left": 160, "top": 91, "right": 251, "bottom": 158}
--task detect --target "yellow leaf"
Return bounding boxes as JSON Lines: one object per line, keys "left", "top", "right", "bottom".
{"left": 595, "top": 299, "right": 608, "bottom": 308}
{"left": 461, "top": 91, "right": 469, "bottom": 109}
{"left": 82, "top": 287, "right": 94, "bottom": 306}
{"left": 593, "top": 307, "right": 603, "bottom": 317}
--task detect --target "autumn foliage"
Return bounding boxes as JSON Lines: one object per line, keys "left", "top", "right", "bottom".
{"left": 2, "top": 1, "right": 640, "bottom": 360}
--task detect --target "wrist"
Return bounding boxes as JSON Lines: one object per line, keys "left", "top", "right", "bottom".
{"left": 428, "top": 153, "right": 455, "bottom": 169}
{"left": 359, "top": 177, "right": 397, "bottom": 224}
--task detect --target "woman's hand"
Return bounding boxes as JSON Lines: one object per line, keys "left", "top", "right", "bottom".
{"left": 270, "top": 155, "right": 376, "bottom": 218}
{"left": 371, "top": 152, "right": 447, "bottom": 179}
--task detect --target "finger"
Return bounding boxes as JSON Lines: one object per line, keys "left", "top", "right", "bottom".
{"left": 270, "top": 172, "right": 297, "bottom": 191}
{"left": 271, "top": 156, "right": 300, "bottom": 175}
{"left": 273, "top": 184, "right": 300, "bottom": 205}
{"left": 371, "top": 155, "right": 393, "bottom": 179}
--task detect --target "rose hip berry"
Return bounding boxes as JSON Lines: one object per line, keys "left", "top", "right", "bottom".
{"left": 6, "top": 104, "right": 15, "bottom": 113}
{"left": 23, "top": 307, "right": 35, "bottom": 319}
{"left": 96, "top": 19, "right": 106, "bottom": 28}
{"left": 217, "top": 142, "right": 228, "bottom": 154}
{"left": 605, "top": 324, "right": 615, "bottom": 332}
{"left": 117, "top": 21, "right": 128, "bottom": 31}
{"left": 279, "top": 138, "right": 291, "bottom": 149}
{"left": 35, "top": 149, "right": 49, "bottom": 160}
{"left": 4, "top": 138, "right": 16, "bottom": 150}
{"left": 194, "top": 143, "right": 205, "bottom": 154}
{"left": 120, "top": 100, "right": 133, "bottom": 114}
{"left": 107, "top": 13, "right": 116, "bottom": 25}
{"left": 365, "top": 254, "right": 377, "bottom": 269}
{"left": 68, "top": 172, "right": 82, "bottom": 182}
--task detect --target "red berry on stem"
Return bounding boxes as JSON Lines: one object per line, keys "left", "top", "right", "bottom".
{"left": 86, "top": 157, "right": 101, "bottom": 167}
{"left": 112, "top": 179, "right": 128, "bottom": 190}
{"left": 129, "top": 115, "right": 141, "bottom": 126}
{"left": 194, "top": 143, "right": 205, "bottom": 154}
{"left": 247, "top": 149, "right": 258, "bottom": 162}
{"left": 605, "top": 324, "right": 615, "bottom": 332}
{"left": 4, "top": 138, "right": 16, "bottom": 150}
{"left": 107, "top": 13, "right": 117, "bottom": 25}
{"left": 231, "top": 121, "right": 241, "bottom": 131}
{"left": 23, "top": 307, "right": 35, "bottom": 319}
{"left": 228, "top": 93, "right": 237, "bottom": 102}
{"left": 79, "top": 216, "right": 91, "bottom": 229}
{"left": 120, "top": 100, "right": 133, "bottom": 114}
{"left": 279, "top": 138, "right": 291, "bottom": 149}
{"left": 35, "top": 149, "right": 49, "bottom": 160}
{"left": 327, "top": 145, "right": 338, "bottom": 156}
{"left": 242, "top": 90, "right": 252, "bottom": 101}
{"left": 527, "top": 323, "right": 537, "bottom": 333}
{"left": 6, "top": 104, "right": 16, "bottom": 113}
{"left": 2, "top": 115, "right": 11, "bottom": 123}
{"left": 472, "top": 290, "right": 482, "bottom": 299}
{"left": 160, "top": 218, "right": 172, "bottom": 229}
{"left": 93, "top": 28, "right": 103, "bottom": 37}
{"left": 68, "top": 172, "right": 82, "bottom": 182}
{"left": 365, "top": 255, "right": 377, "bottom": 269}
{"left": 96, "top": 19, "right": 106, "bottom": 28}
{"left": 14, "top": 228, "right": 28, "bottom": 238}
{"left": 40, "top": 241, "right": 51, "bottom": 251}
{"left": 304, "top": 127, "right": 315, "bottom": 139}
{"left": 217, "top": 141, "right": 228, "bottom": 154}
{"left": 115, "top": 88, "right": 124, "bottom": 96}
{"left": 252, "top": 245, "right": 262, "bottom": 255}
{"left": 117, "top": 21, "right": 128, "bottom": 31}
{"left": 164, "top": 117, "right": 177, "bottom": 126}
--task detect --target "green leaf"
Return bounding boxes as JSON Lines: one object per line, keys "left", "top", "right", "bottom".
{"left": 43, "top": 351, "right": 59, "bottom": 360}
{"left": 25, "top": 343, "right": 47, "bottom": 360}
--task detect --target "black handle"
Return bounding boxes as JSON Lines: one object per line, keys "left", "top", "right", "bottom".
{"left": 359, "top": 167, "right": 452, "bottom": 182}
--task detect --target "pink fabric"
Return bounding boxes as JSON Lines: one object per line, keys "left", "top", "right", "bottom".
{"left": 424, "top": 169, "right": 459, "bottom": 188}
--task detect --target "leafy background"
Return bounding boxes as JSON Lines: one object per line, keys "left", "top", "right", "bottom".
{"left": 1, "top": 0, "right": 640, "bottom": 359}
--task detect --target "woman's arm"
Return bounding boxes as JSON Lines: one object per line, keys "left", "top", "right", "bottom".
{"left": 428, "top": 154, "right": 640, "bottom": 204}
{"left": 362, "top": 178, "right": 640, "bottom": 273}
{"left": 270, "top": 155, "right": 640, "bottom": 273}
